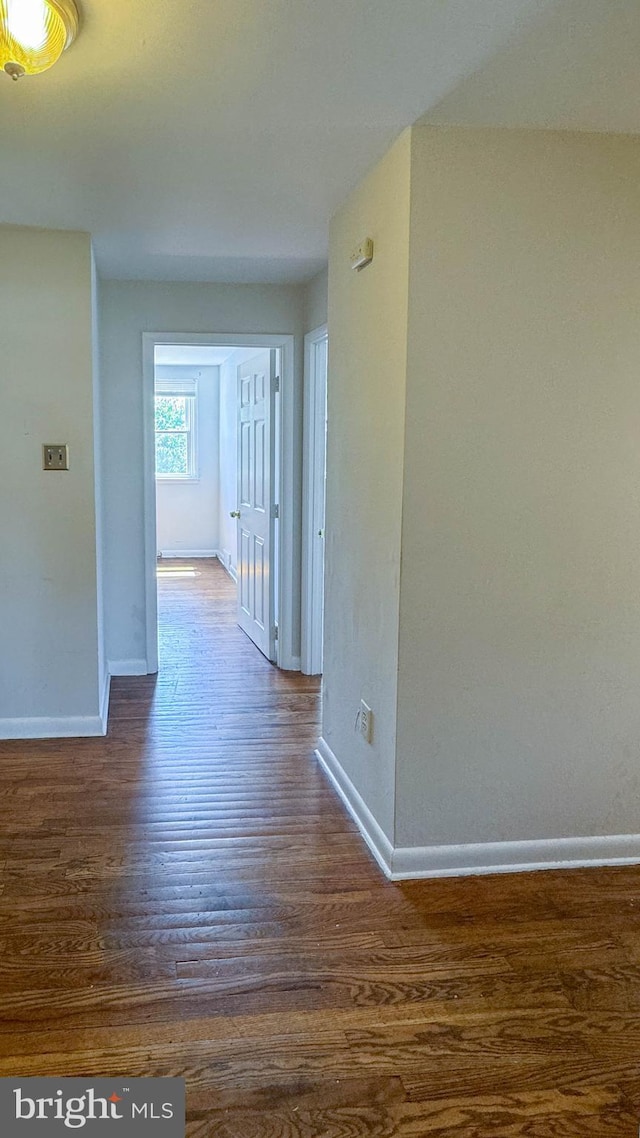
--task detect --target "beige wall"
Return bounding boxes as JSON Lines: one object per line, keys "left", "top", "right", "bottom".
{"left": 304, "top": 267, "right": 328, "bottom": 333}
{"left": 323, "top": 123, "right": 640, "bottom": 866}
{"left": 324, "top": 131, "right": 412, "bottom": 840}
{"left": 0, "top": 227, "right": 102, "bottom": 730}
{"left": 396, "top": 125, "right": 640, "bottom": 848}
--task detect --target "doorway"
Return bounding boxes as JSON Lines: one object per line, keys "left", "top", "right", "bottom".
{"left": 142, "top": 332, "right": 297, "bottom": 673}
{"left": 154, "top": 344, "right": 225, "bottom": 561}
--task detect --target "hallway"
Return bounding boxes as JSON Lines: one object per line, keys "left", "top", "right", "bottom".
{"left": 1, "top": 561, "right": 640, "bottom": 1134}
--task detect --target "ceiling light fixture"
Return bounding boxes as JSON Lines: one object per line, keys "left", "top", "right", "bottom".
{"left": 0, "top": 0, "right": 79, "bottom": 80}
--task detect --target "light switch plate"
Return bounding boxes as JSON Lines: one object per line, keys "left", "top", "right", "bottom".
{"left": 351, "top": 238, "right": 374, "bottom": 271}
{"left": 43, "top": 445, "right": 69, "bottom": 471}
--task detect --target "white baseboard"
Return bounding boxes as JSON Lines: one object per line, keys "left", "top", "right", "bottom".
{"left": 0, "top": 714, "right": 108, "bottom": 740}
{"left": 158, "top": 550, "right": 217, "bottom": 558}
{"left": 315, "top": 738, "right": 394, "bottom": 876}
{"left": 391, "top": 835, "right": 640, "bottom": 880}
{"left": 316, "top": 737, "right": 640, "bottom": 881}
{"left": 280, "top": 655, "right": 301, "bottom": 672}
{"left": 107, "top": 659, "right": 149, "bottom": 677}
{"left": 214, "top": 552, "right": 237, "bottom": 583}
{"left": 0, "top": 672, "right": 111, "bottom": 741}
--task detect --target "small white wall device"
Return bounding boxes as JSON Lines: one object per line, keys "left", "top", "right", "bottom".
{"left": 351, "top": 238, "right": 374, "bottom": 272}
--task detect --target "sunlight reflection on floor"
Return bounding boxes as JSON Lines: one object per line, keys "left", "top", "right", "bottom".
{"left": 156, "top": 564, "right": 200, "bottom": 578}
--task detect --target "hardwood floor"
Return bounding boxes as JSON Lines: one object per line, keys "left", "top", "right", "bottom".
{"left": 2, "top": 558, "right": 640, "bottom": 1135}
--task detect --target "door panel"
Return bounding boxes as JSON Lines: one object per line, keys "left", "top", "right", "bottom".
{"left": 239, "top": 528, "right": 251, "bottom": 615}
{"left": 255, "top": 421, "right": 266, "bottom": 511}
{"left": 253, "top": 535, "right": 266, "bottom": 627}
{"left": 240, "top": 421, "right": 251, "bottom": 506}
{"left": 236, "top": 349, "right": 276, "bottom": 661}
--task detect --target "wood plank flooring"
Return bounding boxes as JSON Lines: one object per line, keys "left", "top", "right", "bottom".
{"left": 2, "top": 558, "right": 640, "bottom": 1134}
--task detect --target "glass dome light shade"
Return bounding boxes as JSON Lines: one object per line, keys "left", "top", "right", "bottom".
{"left": 0, "top": 0, "right": 79, "bottom": 79}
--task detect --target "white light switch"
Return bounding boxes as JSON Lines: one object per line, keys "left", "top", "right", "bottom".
{"left": 43, "top": 445, "right": 69, "bottom": 471}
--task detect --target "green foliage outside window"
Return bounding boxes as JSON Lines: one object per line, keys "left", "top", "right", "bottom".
{"left": 155, "top": 394, "right": 196, "bottom": 477}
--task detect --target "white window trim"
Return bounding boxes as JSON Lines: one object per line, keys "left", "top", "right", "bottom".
{"left": 154, "top": 385, "right": 198, "bottom": 481}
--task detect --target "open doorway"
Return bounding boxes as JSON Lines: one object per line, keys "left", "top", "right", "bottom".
{"left": 142, "top": 332, "right": 297, "bottom": 674}
{"left": 154, "top": 344, "right": 227, "bottom": 561}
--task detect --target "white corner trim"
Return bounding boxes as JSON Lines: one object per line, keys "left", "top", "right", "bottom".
{"left": 99, "top": 671, "right": 111, "bottom": 735}
{"left": 0, "top": 715, "right": 108, "bottom": 740}
{"left": 315, "top": 738, "right": 394, "bottom": 877}
{"left": 107, "top": 659, "right": 149, "bottom": 677}
{"left": 142, "top": 333, "right": 159, "bottom": 675}
{"left": 301, "top": 324, "right": 328, "bottom": 677}
{"left": 316, "top": 739, "right": 640, "bottom": 881}
{"left": 280, "top": 655, "right": 301, "bottom": 672}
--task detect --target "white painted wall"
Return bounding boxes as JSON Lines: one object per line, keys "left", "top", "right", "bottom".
{"left": 99, "top": 281, "right": 304, "bottom": 671}
{"left": 323, "top": 131, "right": 412, "bottom": 842}
{"left": 304, "top": 268, "right": 328, "bottom": 333}
{"left": 0, "top": 227, "right": 103, "bottom": 734}
{"left": 396, "top": 125, "right": 640, "bottom": 851}
{"left": 155, "top": 365, "right": 220, "bottom": 556}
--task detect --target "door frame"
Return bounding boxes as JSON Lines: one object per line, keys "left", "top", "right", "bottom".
{"left": 301, "top": 323, "right": 328, "bottom": 675}
{"left": 142, "top": 331, "right": 296, "bottom": 673}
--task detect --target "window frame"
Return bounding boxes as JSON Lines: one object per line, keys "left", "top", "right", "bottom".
{"left": 154, "top": 386, "right": 199, "bottom": 482}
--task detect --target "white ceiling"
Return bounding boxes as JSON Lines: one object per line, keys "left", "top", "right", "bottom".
{"left": 1, "top": 0, "right": 637, "bottom": 284}
{"left": 426, "top": 0, "right": 640, "bottom": 133}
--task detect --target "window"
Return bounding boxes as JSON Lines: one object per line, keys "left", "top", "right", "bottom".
{"left": 154, "top": 379, "right": 197, "bottom": 479}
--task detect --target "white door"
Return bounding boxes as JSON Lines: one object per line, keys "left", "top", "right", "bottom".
{"left": 235, "top": 349, "right": 277, "bottom": 661}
